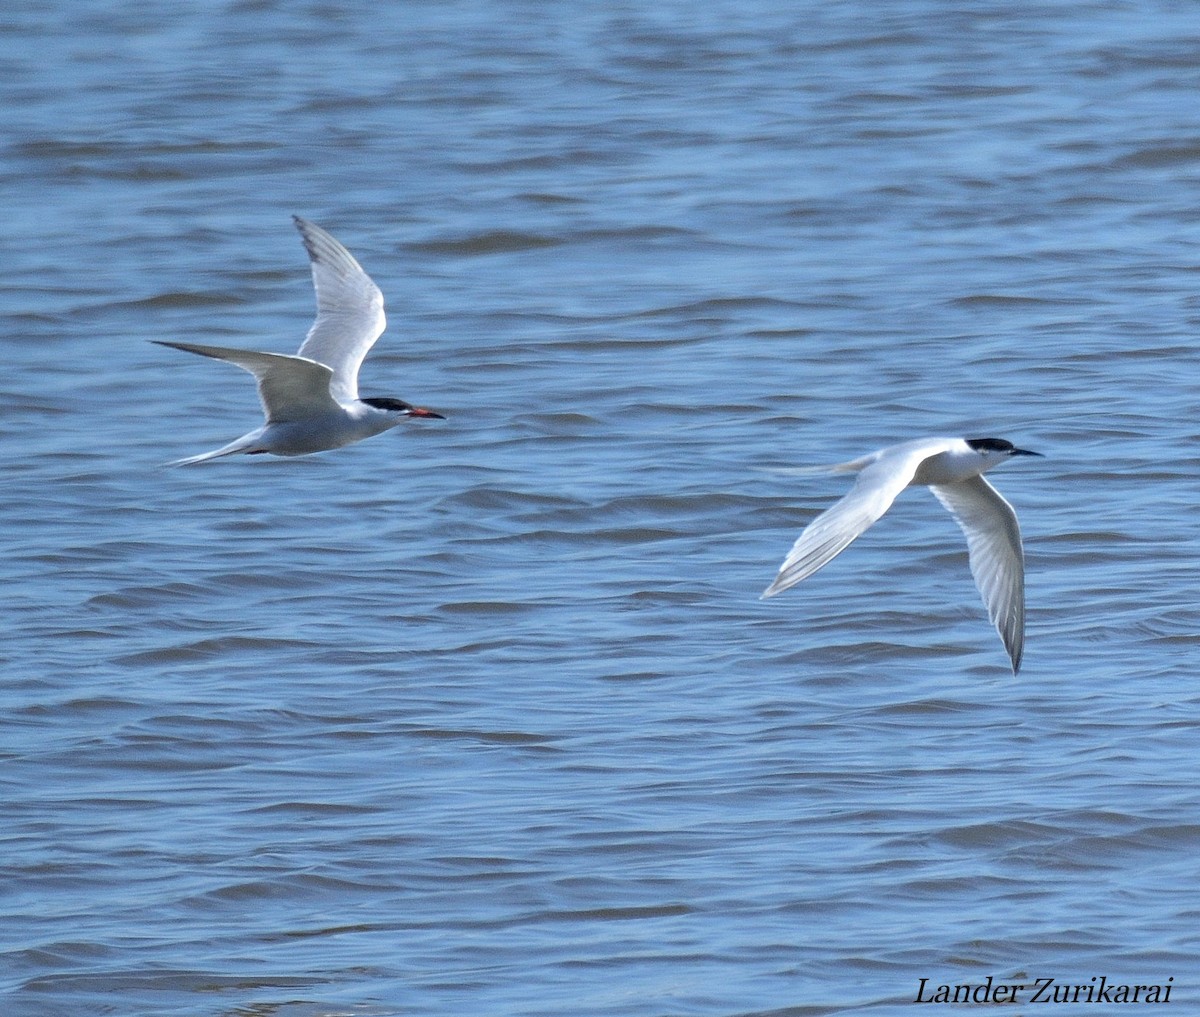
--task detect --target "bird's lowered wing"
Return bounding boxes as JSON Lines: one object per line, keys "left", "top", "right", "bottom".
{"left": 154, "top": 341, "right": 339, "bottom": 423}
{"left": 761, "top": 444, "right": 932, "bottom": 598}
{"left": 930, "top": 475, "right": 1026, "bottom": 673}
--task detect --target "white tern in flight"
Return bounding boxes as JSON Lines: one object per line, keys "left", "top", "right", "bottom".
{"left": 155, "top": 216, "right": 443, "bottom": 466}
{"left": 762, "top": 436, "right": 1042, "bottom": 672}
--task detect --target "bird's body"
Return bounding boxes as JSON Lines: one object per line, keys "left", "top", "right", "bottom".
{"left": 156, "top": 217, "right": 442, "bottom": 466}
{"left": 762, "top": 437, "right": 1041, "bottom": 673}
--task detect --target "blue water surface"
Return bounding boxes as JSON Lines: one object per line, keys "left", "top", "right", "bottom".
{"left": 2, "top": 2, "right": 1199, "bottom": 1015}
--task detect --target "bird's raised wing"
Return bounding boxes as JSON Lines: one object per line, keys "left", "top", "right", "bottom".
{"left": 154, "top": 341, "right": 339, "bottom": 423}
{"left": 293, "top": 217, "right": 386, "bottom": 404}
{"left": 761, "top": 444, "right": 931, "bottom": 598}
{"left": 930, "top": 475, "right": 1026, "bottom": 673}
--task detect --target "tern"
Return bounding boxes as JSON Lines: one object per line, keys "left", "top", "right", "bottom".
{"left": 155, "top": 216, "right": 443, "bottom": 466}
{"left": 761, "top": 437, "right": 1042, "bottom": 672}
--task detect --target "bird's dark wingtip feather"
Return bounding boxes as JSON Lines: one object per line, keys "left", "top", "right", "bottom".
{"left": 293, "top": 222, "right": 317, "bottom": 262}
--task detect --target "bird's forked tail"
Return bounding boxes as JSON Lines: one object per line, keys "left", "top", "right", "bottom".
{"left": 163, "top": 434, "right": 264, "bottom": 467}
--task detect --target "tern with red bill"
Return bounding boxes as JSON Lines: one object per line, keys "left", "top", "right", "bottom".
{"left": 155, "top": 216, "right": 443, "bottom": 466}
{"left": 761, "top": 437, "right": 1042, "bottom": 673}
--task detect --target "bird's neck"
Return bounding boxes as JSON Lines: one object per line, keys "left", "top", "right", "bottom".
{"left": 914, "top": 448, "right": 992, "bottom": 485}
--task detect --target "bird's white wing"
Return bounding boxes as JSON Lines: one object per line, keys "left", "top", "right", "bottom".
{"left": 930, "top": 475, "right": 1026, "bottom": 673}
{"left": 761, "top": 445, "right": 929, "bottom": 598}
{"left": 154, "top": 341, "right": 339, "bottom": 423}
{"left": 293, "top": 217, "right": 386, "bottom": 404}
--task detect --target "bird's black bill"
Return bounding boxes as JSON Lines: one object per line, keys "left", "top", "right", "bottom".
{"left": 1011, "top": 447, "right": 1042, "bottom": 456}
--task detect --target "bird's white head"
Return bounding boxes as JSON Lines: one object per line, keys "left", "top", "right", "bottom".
{"left": 966, "top": 437, "right": 1042, "bottom": 461}
{"left": 361, "top": 396, "right": 445, "bottom": 420}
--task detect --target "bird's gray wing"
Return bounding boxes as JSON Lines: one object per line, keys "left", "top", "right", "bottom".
{"left": 154, "top": 341, "right": 338, "bottom": 423}
{"left": 929, "top": 475, "right": 1026, "bottom": 673}
{"left": 761, "top": 446, "right": 928, "bottom": 598}
{"left": 293, "top": 217, "right": 386, "bottom": 404}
